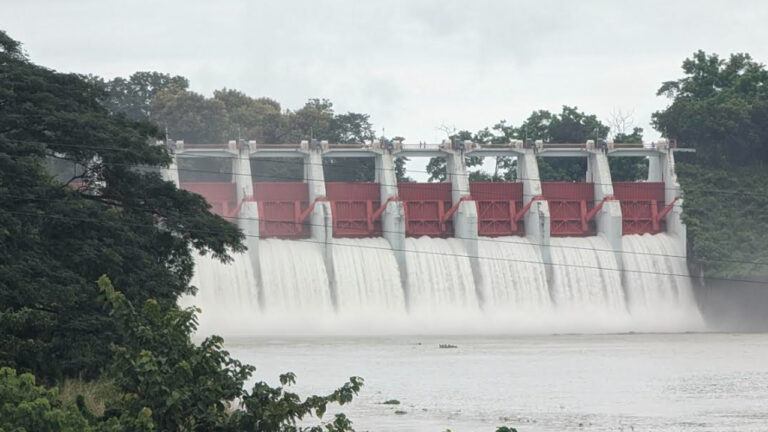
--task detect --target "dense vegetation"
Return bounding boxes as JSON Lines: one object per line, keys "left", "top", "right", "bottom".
{"left": 0, "top": 30, "right": 367, "bottom": 431}
{"left": 653, "top": 51, "right": 768, "bottom": 279}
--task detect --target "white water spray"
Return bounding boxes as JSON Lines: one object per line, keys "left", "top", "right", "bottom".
{"left": 258, "top": 238, "right": 333, "bottom": 314}
{"left": 477, "top": 236, "right": 551, "bottom": 312}
{"left": 549, "top": 236, "right": 627, "bottom": 317}
{"left": 186, "top": 252, "right": 259, "bottom": 336}
{"left": 622, "top": 233, "right": 703, "bottom": 329}
{"left": 331, "top": 237, "right": 406, "bottom": 314}
{"left": 404, "top": 237, "right": 479, "bottom": 317}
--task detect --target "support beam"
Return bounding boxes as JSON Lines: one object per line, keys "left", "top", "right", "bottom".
{"left": 375, "top": 150, "right": 408, "bottom": 303}
{"left": 161, "top": 148, "right": 180, "bottom": 187}
{"left": 587, "top": 150, "right": 623, "bottom": 254}
{"left": 516, "top": 149, "right": 552, "bottom": 281}
{"left": 238, "top": 200, "right": 264, "bottom": 305}
{"left": 445, "top": 149, "right": 482, "bottom": 303}
{"left": 233, "top": 140, "right": 254, "bottom": 204}
{"left": 660, "top": 146, "right": 687, "bottom": 252}
{"left": 305, "top": 148, "right": 336, "bottom": 307}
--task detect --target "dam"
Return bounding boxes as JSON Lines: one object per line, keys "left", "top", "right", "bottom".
{"left": 166, "top": 139, "right": 703, "bottom": 334}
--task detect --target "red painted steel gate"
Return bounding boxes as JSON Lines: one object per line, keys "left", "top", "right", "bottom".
{"left": 253, "top": 182, "right": 310, "bottom": 238}
{"left": 398, "top": 183, "right": 453, "bottom": 237}
{"left": 326, "top": 182, "right": 382, "bottom": 237}
{"left": 542, "top": 182, "right": 596, "bottom": 236}
{"left": 470, "top": 182, "right": 525, "bottom": 236}
{"left": 179, "top": 182, "right": 237, "bottom": 218}
{"left": 613, "top": 182, "right": 666, "bottom": 234}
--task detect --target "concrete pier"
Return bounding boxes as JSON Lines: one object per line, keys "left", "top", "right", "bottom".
{"left": 587, "top": 149, "right": 623, "bottom": 254}
{"left": 516, "top": 149, "right": 553, "bottom": 280}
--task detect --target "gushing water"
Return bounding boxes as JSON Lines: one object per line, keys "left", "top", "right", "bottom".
{"left": 622, "top": 234, "right": 703, "bottom": 329}
{"left": 331, "top": 238, "right": 406, "bottom": 313}
{"left": 549, "top": 236, "right": 626, "bottom": 316}
{"left": 187, "top": 252, "right": 258, "bottom": 336}
{"left": 404, "top": 237, "right": 479, "bottom": 316}
{"left": 477, "top": 236, "right": 550, "bottom": 312}
{"left": 258, "top": 239, "right": 333, "bottom": 314}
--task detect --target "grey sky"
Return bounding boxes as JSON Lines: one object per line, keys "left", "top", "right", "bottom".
{"left": 4, "top": 0, "right": 768, "bottom": 146}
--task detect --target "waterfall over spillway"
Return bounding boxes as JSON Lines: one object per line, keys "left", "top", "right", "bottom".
{"left": 549, "top": 236, "right": 627, "bottom": 316}
{"left": 186, "top": 252, "right": 259, "bottom": 336}
{"left": 622, "top": 234, "right": 703, "bottom": 329}
{"left": 258, "top": 239, "right": 333, "bottom": 314}
{"left": 478, "top": 237, "right": 551, "bottom": 312}
{"left": 185, "top": 232, "right": 704, "bottom": 335}
{"left": 404, "top": 237, "right": 479, "bottom": 316}
{"left": 331, "top": 238, "right": 406, "bottom": 314}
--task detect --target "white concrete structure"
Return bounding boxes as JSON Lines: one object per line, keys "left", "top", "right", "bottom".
{"left": 586, "top": 149, "right": 623, "bottom": 253}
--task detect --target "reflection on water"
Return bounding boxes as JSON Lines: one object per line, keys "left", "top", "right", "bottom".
{"left": 224, "top": 333, "right": 768, "bottom": 432}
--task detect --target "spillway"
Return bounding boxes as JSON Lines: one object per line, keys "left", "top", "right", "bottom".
{"left": 477, "top": 236, "right": 551, "bottom": 312}
{"left": 549, "top": 236, "right": 627, "bottom": 318}
{"left": 404, "top": 237, "right": 479, "bottom": 317}
{"left": 258, "top": 238, "right": 333, "bottom": 314}
{"left": 186, "top": 233, "right": 703, "bottom": 334}
{"left": 331, "top": 237, "right": 406, "bottom": 314}
{"left": 187, "top": 251, "right": 259, "bottom": 336}
{"left": 622, "top": 233, "right": 703, "bottom": 329}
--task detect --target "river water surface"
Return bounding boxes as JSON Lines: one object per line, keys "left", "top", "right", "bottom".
{"left": 226, "top": 333, "right": 768, "bottom": 432}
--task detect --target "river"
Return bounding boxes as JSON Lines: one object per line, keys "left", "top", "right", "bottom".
{"left": 226, "top": 333, "right": 768, "bottom": 432}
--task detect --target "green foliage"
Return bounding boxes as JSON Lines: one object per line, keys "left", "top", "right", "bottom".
{"left": 0, "top": 30, "right": 243, "bottom": 380}
{"left": 0, "top": 367, "right": 92, "bottom": 432}
{"left": 426, "top": 107, "right": 610, "bottom": 182}
{"left": 654, "top": 50, "right": 768, "bottom": 278}
{"left": 102, "top": 72, "right": 189, "bottom": 121}
{"left": 97, "top": 276, "right": 363, "bottom": 432}
{"left": 495, "top": 427, "right": 518, "bottom": 432}
{"left": 676, "top": 163, "right": 768, "bottom": 278}
{"left": 151, "top": 88, "right": 230, "bottom": 143}
{"left": 653, "top": 51, "right": 768, "bottom": 165}
{"left": 609, "top": 127, "right": 648, "bottom": 181}
{"left": 214, "top": 89, "right": 283, "bottom": 143}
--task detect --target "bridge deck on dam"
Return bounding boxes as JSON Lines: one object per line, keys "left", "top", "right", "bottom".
{"left": 171, "top": 139, "right": 685, "bottom": 240}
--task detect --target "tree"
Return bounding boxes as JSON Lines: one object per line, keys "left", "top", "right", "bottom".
{"left": 525, "top": 106, "right": 609, "bottom": 181}
{"left": 151, "top": 88, "right": 230, "bottom": 143}
{"left": 98, "top": 276, "right": 362, "bottom": 432}
{"left": 653, "top": 50, "right": 768, "bottom": 279}
{"left": 653, "top": 51, "right": 768, "bottom": 166}
{"left": 102, "top": 71, "right": 189, "bottom": 121}
{"left": 0, "top": 31, "right": 243, "bottom": 380}
{"left": 0, "top": 368, "right": 96, "bottom": 432}
{"left": 610, "top": 126, "right": 649, "bottom": 181}
{"left": 213, "top": 89, "right": 283, "bottom": 143}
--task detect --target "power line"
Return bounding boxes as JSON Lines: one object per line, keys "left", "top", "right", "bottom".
{"left": 7, "top": 192, "right": 768, "bottom": 266}
{"left": 30, "top": 141, "right": 768, "bottom": 199}
{"left": 3, "top": 208, "right": 767, "bottom": 285}
{"left": 4, "top": 138, "right": 727, "bottom": 196}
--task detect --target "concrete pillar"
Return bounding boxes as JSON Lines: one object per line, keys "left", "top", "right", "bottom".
{"left": 648, "top": 153, "right": 662, "bottom": 182}
{"left": 233, "top": 141, "right": 254, "bottom": 204}
{"left": 376, "top": 151, "right": 408, "bottom": 299}
{"left": 305, "top": 149, "right": 336, "bottom": 306}
{"left": 445, "top": 149, "right": 482, "bottom": 301}
{"left": 161, "top": 151, "right": 181, "bottom": 187}
{"left": 660, "top": 149, "right": 687, "bottom": 252}
{"left": 587, "top": 151, "right": 623, "bottom": 253}
{"left": 305, "top": 149, "right": 331, "bottom": 242}
{"left": 516, "top": 150, "right": 552, "bottom": 280}
{"left": 238, "top": 200, "right": 264, "bottom": 305}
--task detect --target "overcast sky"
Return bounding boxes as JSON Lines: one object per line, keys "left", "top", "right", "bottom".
{"left": 4, "top": 0, "right": 768, "bottom": 147}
